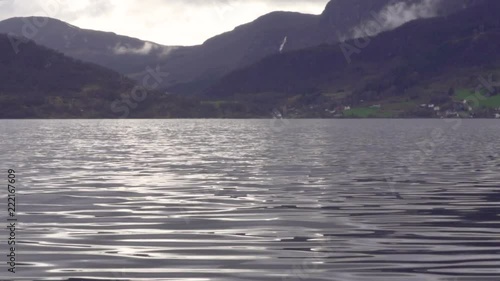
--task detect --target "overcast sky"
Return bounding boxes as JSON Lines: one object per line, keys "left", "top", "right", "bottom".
{"left": 0, "top": 0, "right": 329, "bottom": 46}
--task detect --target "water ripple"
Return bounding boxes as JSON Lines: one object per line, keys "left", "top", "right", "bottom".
{"left": 0, "top": 120, "right": 499, "bottom": 281}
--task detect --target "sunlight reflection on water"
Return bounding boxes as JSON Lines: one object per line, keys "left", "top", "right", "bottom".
{"left": 0, "top": 119, "right": 499, "bottom": 281}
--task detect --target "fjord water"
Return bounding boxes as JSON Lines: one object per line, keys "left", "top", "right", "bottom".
{"left": 0, "top": 120, "right": 499, "bottom": 281}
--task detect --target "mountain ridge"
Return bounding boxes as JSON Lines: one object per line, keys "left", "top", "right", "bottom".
{"left": 0, "top": 33, "right": 223, "bottom": 118}
{"left": 0, "top": 16, "right": 181, "bottom": 76}
{"left": 1, "top": 0, "right": 482, "bottom": 94}
{"left": 204, "top": 0, "right": 500, "bottom": 118}
{"left": 1, "top": 0, "right": 499, "bottom": 118}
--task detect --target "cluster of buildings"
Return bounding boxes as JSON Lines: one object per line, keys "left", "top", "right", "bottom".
{"left": 420, "top": 103, "right": 441, "bottom": 112}
{"left": 326, "top": 105, "right": 351, "bottom": 114}
{"left": 421, "top": 99, "right": 500, "bottom": 118}
{"left": 304, "top": 98, "right": 500, "bottom": 118}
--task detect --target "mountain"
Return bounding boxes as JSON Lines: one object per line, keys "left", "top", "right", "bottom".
{"left": 0, "top": 0, "right": 484, "bottom": 95}
{"left": 0, "top": 17, "right": 180, "bottom": 77}
{"left": 0, "top": 14, "right": 319, "bottom": 92}
{"left": 205, "top": 0, "right": 500, "bottom": 118}
{"left": 1, "top": 0, "right": 498, "bottom": 118}
{"left": 153, "top": 0, "right": 488, "bottom": 93}
{"left": 159, "top": 11, "right": 319, "bottom": 94}
{"left": 0, "top": 34, "right": 220, "bottom": 118}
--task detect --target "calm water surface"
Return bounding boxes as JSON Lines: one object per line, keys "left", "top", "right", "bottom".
{"left": 0, "top": 120, "right": 499, "bottom": 281}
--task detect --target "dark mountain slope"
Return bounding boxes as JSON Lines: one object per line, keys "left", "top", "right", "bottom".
{"left": 0, "top": 34, "right": 131, "bottom": 118}
{"left": 205, "top": 0, "right": 500, "bottom": 116}
{"left": 1, "top": 0, "right": 482, "bottom": 95}
{"left": 0, "top": 34, "right": 214, "bottom": 118}
{"left": 159, "top": 11, "right": 318, "bottom": 93}
{"left": 0, "top": 17, "right": 180, "bottom": 76}
{"left": 151, "top": 0, "right": 489, "bottom": 94}
{"left": 160, "top": 0, "right": 435, "bottom": 92}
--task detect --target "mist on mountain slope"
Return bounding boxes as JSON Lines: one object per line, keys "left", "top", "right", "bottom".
{"left": 350, "top": 0, "right": 440, "bottom": 38}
